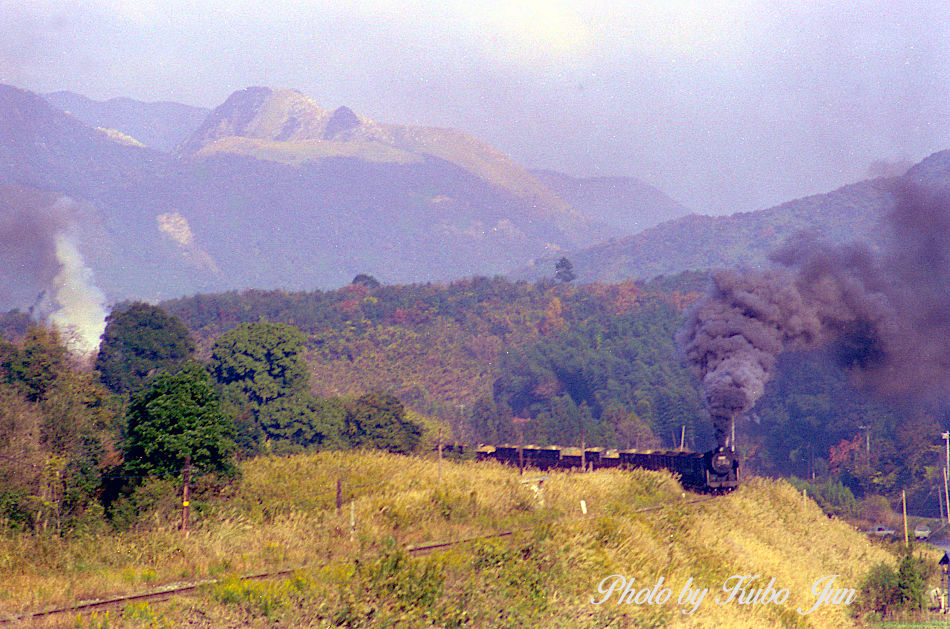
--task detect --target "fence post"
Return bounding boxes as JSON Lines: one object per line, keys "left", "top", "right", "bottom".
{"left": 336, "top": 478, "right": 343, "bottom": 515}
{"left": 438, "top": 427, "right": 443, "bottom": 483}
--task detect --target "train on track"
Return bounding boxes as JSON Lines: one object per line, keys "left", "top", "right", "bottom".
{"left": 451, "top": 443, "right": 740, "bottom": 493}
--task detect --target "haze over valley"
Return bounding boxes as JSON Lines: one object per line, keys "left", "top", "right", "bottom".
{"left": 4, "top": 7, "right": 950, "bottom": 624}
{"left": 2, "top": 77, "right": 947, "bottom": 356}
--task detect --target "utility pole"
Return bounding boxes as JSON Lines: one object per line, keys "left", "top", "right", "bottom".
{"left": 180, "top": 455, "right": 191, "bottom": 536}
{"left": 940, "top": 481, "right": 945, "bottom": 529}
{"left": 581, "top": 424, "right": 586, "bottom": 472}
{"left": 513, "top": 417, "right": 530, "bottom": 475}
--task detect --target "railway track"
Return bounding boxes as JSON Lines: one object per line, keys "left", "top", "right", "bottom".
{"left": 1, "top": 494, "right": 719, "bottom": 624}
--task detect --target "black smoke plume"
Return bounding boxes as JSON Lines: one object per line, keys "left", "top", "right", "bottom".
{"left": 681, "top": 180, "right": 950, "bottom": 448}
{"left": 679, "top": 269, "right": 823, "bottom": 448}
{"left": 0, "top": 189, "right": 69, "bottom": 306}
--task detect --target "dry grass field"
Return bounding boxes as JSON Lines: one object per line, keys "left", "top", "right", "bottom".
{"left": 0, "top": 450, "right": 902, "bottom": 627}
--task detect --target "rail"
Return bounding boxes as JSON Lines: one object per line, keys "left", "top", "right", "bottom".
{"left": 0, "top": 492, "right": 720, "bottom": 624}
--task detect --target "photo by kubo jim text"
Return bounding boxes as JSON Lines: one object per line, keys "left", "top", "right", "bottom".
{"left": 590, "top": 574, "right": 855, "bottom": 615}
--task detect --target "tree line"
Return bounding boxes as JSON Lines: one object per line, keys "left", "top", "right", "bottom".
{"left": 0, "top": 303, "right": 422, "bottom": 534}
{"left": 1, "top": 269, "right": 945, "bottom": 531}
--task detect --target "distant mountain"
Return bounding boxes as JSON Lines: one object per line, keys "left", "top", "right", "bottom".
{"left": 0, "top": 85, "right": 219, "bottom": 306}
{"left": 516, "top": 177, "right": 899, "bottom": 282}
{"left": 13, "top": 80, "right": 940, "bottom": 312}
{"left": 0, "top": 83, "right": 620, "bottom": 312}
{"left": 521, "top": 148, "right": 950, "bottom": 284}
{"left": 528, "top": 169, "right": 690, "bottom": 233}
{"left": 178, "top": 87, "right": 608, "bottom": 245}
{"left": 903, "top": 148, "right": 950, "bottom": 185}
{"left": 44, "top": 91, "right": 209, "bottom": 152}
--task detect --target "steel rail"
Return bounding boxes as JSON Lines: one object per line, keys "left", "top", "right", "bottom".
{"left": 1, "top": 493, "right": 717, "bottom": 624}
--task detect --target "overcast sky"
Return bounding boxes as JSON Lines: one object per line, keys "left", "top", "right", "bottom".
{"left": 3, "top": 0, "right": 950, "bottom": 214}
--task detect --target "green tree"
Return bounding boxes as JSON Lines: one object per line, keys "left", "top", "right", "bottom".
{"left": 3, "top": 326, "right": 69, "bottom": 402}
{"left": 352, "top": 274, "right": 381, "bottom": 289}
{"left": 467, "top": 395, "right": 514, "bottom": 444}
{"left": 209, "top": 321, "right": 309, "bottom": 407}
{"left": 554, "top": 257, "right": 576, "bottom": 283}
{"left": 856, "top": 549, "right": 930, "bottom": 618}
{"left": 0, "top": 326, "right": 113, "bottom": 532}
{"left": 857, "top": 561, "right": 899, "bottom": 617}
{"left": 208, "top": 321, "right": 341, "bottom": 451}
{"left": 257, "top": 392, "right": 346, "bottom": 449}
{"left": 95, "top": 303, "right": 195, "bottom": 396}
{"left": 123, "top": 364, "right": 235, "bottom": 479}
{"left": 346, "top": 391, "right": 422, "bottom": 454}
{"left": 895, "top": 550, "right": 928, "bottom": 611}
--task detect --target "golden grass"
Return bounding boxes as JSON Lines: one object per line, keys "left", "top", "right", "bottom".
{"left": 196, "top": 136, "right": 420, "bottom": 166}
{"left": 0, "top": 451, "right": 904, "bottom": 627}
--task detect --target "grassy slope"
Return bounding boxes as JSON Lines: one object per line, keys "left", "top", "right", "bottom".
{"left": 194, "top": 136, "right": 421, "bottom": 165}
{"left": 1, "top": 452, "right": 895, "bottom": 627}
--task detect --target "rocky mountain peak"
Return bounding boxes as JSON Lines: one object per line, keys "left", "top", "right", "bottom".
{"left": 178, "top": 86, "right": 330, "bottom": 155}
{"left": 323, "top": 106, "right": 361, "bottom": 140}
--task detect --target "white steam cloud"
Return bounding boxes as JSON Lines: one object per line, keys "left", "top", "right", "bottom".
{"left": 46, "top": 231, "right": 108, "bottom": 355}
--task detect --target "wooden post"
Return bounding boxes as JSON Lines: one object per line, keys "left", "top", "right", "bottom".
{"left": 944, "top": 432, "right": 950, "bottom": 522}
{"left": 680, "top": 425, "right": 686, "bottom": 450}
{"left": 349, "top": 502, "right": 356, "bottom": 542}
{"left": 581, "top": 429, "right": 586, "bottom": 472}
{"left": 945, "top": 468, "right": 950, "bottom": 525}
{"left": 518, "top": 427, "right": 524, "bottom": 475}
{"left": 902, "top": 490, "right": 908, "bottom": 546}
{"left": 181, "top": 455, "right": 191, "bottom": 536}
{"left": 512, "top": 417, "right": 530, "bottom": 475}
{"left": 437, "top": 427, "right": 443, "bottom": 483}
{"left": 336, "top": 478, "right": 343, "bottom": 515}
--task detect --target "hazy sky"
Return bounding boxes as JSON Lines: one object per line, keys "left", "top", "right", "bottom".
{"left": 3, "top": 0, "right": 950, "bottom": 214}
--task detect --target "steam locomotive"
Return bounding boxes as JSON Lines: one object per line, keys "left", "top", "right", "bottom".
{"left": 466, "top": 444, "right": 740, "bottom": 493}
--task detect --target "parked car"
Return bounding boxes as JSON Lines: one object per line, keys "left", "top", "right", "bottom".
{"left": 914, "top": 523, "right": 931, "bottom": 540}
{"left": 867, "top": 525, "right": 897, "bottom": 537}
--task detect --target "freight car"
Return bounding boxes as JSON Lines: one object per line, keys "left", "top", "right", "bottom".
{"left": 473, "top": 444, "right": 739, "bottom": 493}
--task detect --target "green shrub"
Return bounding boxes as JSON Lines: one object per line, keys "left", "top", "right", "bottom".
{"left": 857, "top": 561, "right": 900, "bottom": 616}
{"left": 107, "top": 477, "right": 179, "bottom": 531}
{"left": 896, "top": 550, "right": 929, "bottom": 611}
{"left": 0, "top": 488, "right": 32, "bottom": 531}
{"left": 855, "top": 548, "right": 931, "bottom": 618}
{"left": 788, "top": 476, "right": 857, "bottom": 517}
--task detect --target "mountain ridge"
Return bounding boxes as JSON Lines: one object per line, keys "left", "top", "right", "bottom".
{"left": 6, "top": 81, "right": 939, "bottom": 316}
{"left": 516, "top": 176, "right": 899, "bottom": 282}
{"left": 0, "top": 83, "right": 627, "bottom": 311}
{"left": 177, "top": 86, "right": 605, "bottom": 242}
{"left": 44, "top": 90, "right": 209, "bottom": 152}
{"left": 528, "top": 168, "right": 691, "bottom": 233}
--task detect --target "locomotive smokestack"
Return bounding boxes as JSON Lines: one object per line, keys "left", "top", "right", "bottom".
{"left": 712, "top": 414, "right": 734, "bottom": 450}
